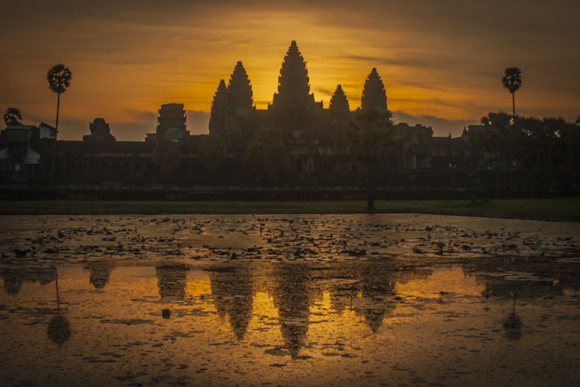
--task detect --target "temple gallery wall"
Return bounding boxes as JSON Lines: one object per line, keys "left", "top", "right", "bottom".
{"left": 1, "top": 41, "right": 579, "bottom": 196}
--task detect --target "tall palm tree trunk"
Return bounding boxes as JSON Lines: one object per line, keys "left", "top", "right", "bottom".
{"left": 367, "top": 167, "right": 376, "bottom": 213}
{"left": 50, "top": 93, "right": 60, "bottom": 187}
{"left": 512, "top": 92, "right": 516, "bottom": 116}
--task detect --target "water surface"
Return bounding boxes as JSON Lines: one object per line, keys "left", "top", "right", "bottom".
{"left": 1, "top": 214, "right": 580, "bottom": 386}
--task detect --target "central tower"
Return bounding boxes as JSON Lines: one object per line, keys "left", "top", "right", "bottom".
{"left": 269, "top": 41, "right": 319, "bottom": 135}
{"left": 271, "top": 41, "right": 315, "bottom": 111}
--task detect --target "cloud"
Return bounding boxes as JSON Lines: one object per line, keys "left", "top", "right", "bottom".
{"left": 186, "top": 111, "right": 210, "bottom": 135}
{"left": 313, "top": 87, "right": 334, "bottom": 99}
{"left": 2, "top": 0, "right": 579, "bottom": 135}
{"left": 124, "top": 109, "right": 158, "bottom": 124}
{"left": 392, "top": 111, "right": 480, "bottom": 138}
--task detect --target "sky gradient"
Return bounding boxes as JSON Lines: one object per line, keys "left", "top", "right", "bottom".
{"left": 2, "top": 0, "right": 579, "bottom": 141}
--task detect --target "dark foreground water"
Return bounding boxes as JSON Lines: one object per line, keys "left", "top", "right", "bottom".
{"left": 1, "top": 215, "right": 580, "bottom": 386}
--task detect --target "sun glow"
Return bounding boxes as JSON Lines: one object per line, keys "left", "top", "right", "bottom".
{"left": 2, "top": 3, "right": 579, "bottom": 141}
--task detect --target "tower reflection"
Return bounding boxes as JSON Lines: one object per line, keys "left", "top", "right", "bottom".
{"left": 1, "top": 267, "right": 57, "bottom": 295}
{"left": 209, "top": 263, "right": 254, "bottom": 341}
{"left": 355, "top": 263, "right": 397, "bottom": 332}
{"left": 84, "top": 262, "right": 115, "bottom": 290}
{"left": 271, "top": 264, "right": 313, "bottom": 358}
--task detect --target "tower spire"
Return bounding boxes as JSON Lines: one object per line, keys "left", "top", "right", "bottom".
{"left": 209, "top": 79, "right": 228, "bottom": 136}
{"left": 361, "top": 68, "right": 387, "bottom": 112}
{"left": 330, "top": 85, "right": 350, "bottom": 113}
{"left": 227, "top": 61, "right": 253, "bottom": 117}
{"left": 271, "top": 40, "right": 314, "bottom": 110}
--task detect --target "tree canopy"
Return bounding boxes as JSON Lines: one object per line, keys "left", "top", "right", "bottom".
{"left": 347, "top": 108, "right": 394, "bottom": 168}
{"left": 347, "top": 108, "right": 394, "bottom": 211}
{"left": 3, "top": 107, "right": 22, "bottom": 126}
{"left": 244, "top": 128, "right": 289, "bottom": 174}
{"left": 479, "top": 112, "right": 580, "bottom": 193}
{"left": 153, "top": 138, "right": 180, "bottom": 174}
{"left": 47, "top": 64, "right": 72, "bottom": 94}
{"left": 198, "top": 134, "right": 226, "bottom": 171}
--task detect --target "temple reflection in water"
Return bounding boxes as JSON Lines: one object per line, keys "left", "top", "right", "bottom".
{"left": 1, "top": 258, "right": 578, "bottom": 356}
{"left": 209, "top": 263, "right": 254, "bottom": 340}
{"left": 2, "top": 258, "right": 580, "bottom": 386}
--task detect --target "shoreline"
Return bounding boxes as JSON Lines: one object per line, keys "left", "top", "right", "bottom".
{"left": 0, "top": 198, "right": 579, "bottom": 222}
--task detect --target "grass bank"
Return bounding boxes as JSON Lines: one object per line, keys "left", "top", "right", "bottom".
{"left": 0, "top": 198, "right": 579, "bottom": 222}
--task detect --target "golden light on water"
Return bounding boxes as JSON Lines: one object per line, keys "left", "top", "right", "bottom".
{"left": 396, "top": 267, "right": 485, "bottom": 299}
{"left": 3, "top": 261, "right": 580, "bottom": 385}
{"left": 4, "top": 213, "right": 580, "bottom": 384}
{"left": 185, "top": 273, "right": 213, "bottom": 298}
{"left": 252, "top": 291, "right": 279, "bottom": 319}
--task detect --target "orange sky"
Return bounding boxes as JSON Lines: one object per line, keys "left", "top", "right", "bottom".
{"left": 1, "top": 1, "right": 579, "bottom": 140}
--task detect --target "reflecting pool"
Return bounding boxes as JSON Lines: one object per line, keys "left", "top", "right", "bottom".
{"left": 1, "top": 214, "right": 580, "bottom": 386}
{"left": 2, "top": 260, "right": 580, "bottom": 386}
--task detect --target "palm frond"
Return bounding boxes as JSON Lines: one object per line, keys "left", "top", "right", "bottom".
{"left": 47, "top": 64, "right": 73, "bottom": 94}
{"left": 502, "top": 67, "right": 522, "bottom": 94}
{"left": 3, "top": 107, "right": 22, "bottom": 126}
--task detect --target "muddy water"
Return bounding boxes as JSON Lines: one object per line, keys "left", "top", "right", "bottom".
{"left": 1, "top": 214, "right": 580, "bottom": 386}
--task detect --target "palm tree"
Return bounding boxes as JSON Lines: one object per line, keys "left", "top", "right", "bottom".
{"left": 47, "top": 64, "right": 72, "bottom": 186}
{"left": 47, "top": 268, "right": 71, "bottom": 346}
{"left": 502, "top": 67, "right": 522, "bottom": 116}
{"left": 3, "top": 107, "right": 22, "bottom": 126}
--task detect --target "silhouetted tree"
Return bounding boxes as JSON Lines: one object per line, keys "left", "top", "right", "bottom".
{"left": 347, "top": 108, "right": 394, "bottom": 212}
{"left": 198, "top": 134, "right": 226, "bottom": 172}
{"left": 480, "top": 112, "right": 576, "bottom": 194}
{"left": 480, "top": 112, "right": 527, "bottom": 190}
{"left": 481, "top": 112, "right": 524, "bottom": 165}
{"left": 153, "top": 138, "right": 180, "bottom": 177}
{"left": 559, "top": 121, "right": 580, "bottom": 192}
{"left": 3, "top": 107, "right": 22, "bottom": 126}
{"left": 244, "top": 128, "right": 290, "bottom": 184}
{"left": 47, "top": 64, "right": 72, "bottom": 186}
{"left": 517, "top": 116, "right": 561, "bottom": 194}
{"left": 502, "top": 67, "right": 522, "bottom": 116}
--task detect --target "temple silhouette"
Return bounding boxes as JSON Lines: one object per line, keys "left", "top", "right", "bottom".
{"left": 1, "top": 41, "right": 579, "bottom": 196}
